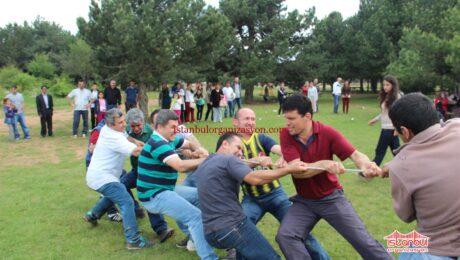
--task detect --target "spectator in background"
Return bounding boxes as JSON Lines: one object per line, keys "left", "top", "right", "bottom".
{"left": 434, "top": 91, "right": 448, "bottom": 121}
{"left": 6, "top": 85, "right": 30, "bottom": 140}
{"left": 332, "top": 77, "right": 343, "bottom": 114}
{"left": 195, "top": 88, "right": 205, "bottom": 122}
{"left": 313, "top": 78, "right": 320, "bottom": 112}
{"left": 36, "top": 85, "right": 53, "bottom": 137}
{"left": 263, "top": 82, "right": 271, "bottom": 102}
{"left": 223, "top": 81, "right": 235, "bottom": 118}
{"left": 302, "top": 81, "right": 309, "bottom": 96}
{"left": 342, "top": 80, "right": 351, "bottom": 114}
{"left": 3, "top": 98, "right": 19, "bottom": 141}
{"left": 185, "top": 83, "right": 196, "bottom": 123}
{"left": 124, "top": 79, "right": 138, "bottom": 112}
{"left": 211, "top": 83, "right": 223, "bottom": 123}
{"left": 67, "top": 79, "right": 92, "bottom": 138}
{"left": 159, "top": 82, "right": 172, "bottom": 109}
{"left": 232, "top": 77, "right": 242, "bottom": 111}
{"left": 204, "top": 83, "right": 214, "bottom": 121}
{"left": 89, "top": 83, "right": 98, "bottom": 129}
{"left": 308, "top": 82, "right": 318, "bottom": 113}
{"left": 368, "top": 75, "right": 401, "bottom": 166}
{"left": 171, "top": 92, "right": 183, "bottom": 125}
{"left": 95, "top": 91, "right": 107, "bottom": 123}
{"left": 277, "top": 82, "right": 287, "bottom": 115}
{"left": 104, "top": 79, "right": 122, "bottom": 110}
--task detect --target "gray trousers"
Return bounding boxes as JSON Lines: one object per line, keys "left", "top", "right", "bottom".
{"left": 276, "top": 189, "right": 393, "bottom": 260}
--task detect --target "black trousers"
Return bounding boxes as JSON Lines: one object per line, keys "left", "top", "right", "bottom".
{"left": 40, "top": 109, "right": 53, "bottom": 136}
{"left": 90, "top": 107, "right": 96, "bottom": 129}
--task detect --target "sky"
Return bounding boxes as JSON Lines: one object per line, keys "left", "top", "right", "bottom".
{"left": 0, "top": 0, "right": 360, "bottom": 34}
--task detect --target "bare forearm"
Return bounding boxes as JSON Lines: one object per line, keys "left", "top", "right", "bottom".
{"left": 177, "top": 158, "right": 205, "bottom": 172}
{"left": 245, "top": 168, "right": 290, "bottom": 185}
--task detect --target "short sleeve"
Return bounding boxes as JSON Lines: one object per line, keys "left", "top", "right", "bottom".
{"left": 325, "top": 126, "right": 355, "bottom": 161}
{"left": 226, "top": 156, "right": 252, "bottom": 183}
{"left": 280, "top": 129, "right": 300, "bottom": 162}
{"left": 89, "top": 130, "right": 100, "bottom": 144}
{"left": 112, "top": 135, "right": 137, "bottom": 156}
{"left": 151, "top": 141, "right": 177, "bottom": 163}
{"left": 258, "top": 134, "right": 277, "bottom": 155}
{"left": 67, "top": 89, "right": 75, "bottom": 98}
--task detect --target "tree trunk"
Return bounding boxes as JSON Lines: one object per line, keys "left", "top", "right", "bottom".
{"left": 322, "top": 82, "right": 326, "bottom": 92}
{"left": 244, "top": 83, "right": 254, "bottom": 104}
{"left": 360, "top": 78, "right": 364, "bottom": 93}
{"left": 138, "top": 82, "right": 150, "bottom": 123}
{"left": 371, "top": 78, "right": 378, "bottom": 93}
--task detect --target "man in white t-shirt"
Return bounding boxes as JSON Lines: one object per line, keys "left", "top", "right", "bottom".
{"left": 332, "top": 77, "right": 343, "bottom": 114}
{"left": 84, "top": 108, "right": 152, "bottom": 250}
{"left": 223, "top": 81, "right": 235, "bottom": 118}
{"left": 66, "top": 79, "right": 92, "bottom": 138}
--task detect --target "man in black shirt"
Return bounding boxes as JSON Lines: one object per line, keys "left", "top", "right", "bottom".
{"left": 104, "top": 79, "right": 122, "bottom": 110}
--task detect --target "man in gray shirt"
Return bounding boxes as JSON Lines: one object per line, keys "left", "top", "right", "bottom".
{"left": 6, "top": 85, "right": 30, "bottom": 139}
{"left": 195, "top": 132, "right": 308, "bottom": 260}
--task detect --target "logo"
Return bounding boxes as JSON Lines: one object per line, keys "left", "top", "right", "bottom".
{"left": 384, "top": 230, "right": 429, "bottom": 253}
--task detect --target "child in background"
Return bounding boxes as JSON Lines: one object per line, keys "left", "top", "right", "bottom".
{"left": 171, "top": 93, "right": 183, "bottom": 124}
{"left": 195, "top": 89, "right": 205, "bottom": 122}
{"left": 3, "top": 98, "right": 19, "bottom": 141}
{"left": 95, "top": 91, "right": 107, "bottom": 123}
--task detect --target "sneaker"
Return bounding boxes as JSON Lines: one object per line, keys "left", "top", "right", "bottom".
{"left": 84, "top": 212, "right": 98, "bottom": 226}
{"left": 135, "top": 208, "right": 145, "bottom": 219}
{"left": 126, "top": 236, "right": 153, "bottom": 250}
{"left": 107, "top": 212, "right": 122, "bottom": 222}
{"left": 186, "top": 239, "right": 196, "bottom": 252}
{"left": 73, "top": 135, "right": 77, "bottom": 138}
{"left": 158, "top": 228, "right": 174, "bottom": 243}
{"left": 176, "top": 237, "right": 189, "bottom": 249}
{"left": 25, "top": 136, "right": 31, "bottom": 140}
{"left": 82, "top": 134, "right": 86, "bottom": 138}
{"left": 222, "top": 248, "right": 236, "bottom": 260}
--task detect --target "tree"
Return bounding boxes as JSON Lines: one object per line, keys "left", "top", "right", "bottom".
{"left": 58, "top": 39, "right": 96, "bottom": 81}
{"left": 26, "top": 53, "right": 56, "bottom": 79}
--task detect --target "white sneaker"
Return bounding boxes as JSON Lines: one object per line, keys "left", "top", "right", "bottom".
{"left": 82, "top": 134, "right": 86, "bottom": 138}
{"left": 73, "top": 135, "right": 77, "bottom": 139}
{"left": 186, "top": 239, "right": 196, "bottom": 251}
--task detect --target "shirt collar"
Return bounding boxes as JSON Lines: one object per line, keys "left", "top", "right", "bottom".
{"left": 293, "top": 121, "right": 319, "bottom": 149}
{"left": 393, "top": 123, "right": 442, "bottom": 155}
{"left": 153, "top": 130, "right": 169, "bottom": 142}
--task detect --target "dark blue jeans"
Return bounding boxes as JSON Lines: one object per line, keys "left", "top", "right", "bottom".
{"left": 15, "top": 112, "right": 30, "bottom": 138}
{"left": 181, "top": 171, "right": 197, "bottom": 188}
{"left": 333, "top": 94, "right": 340, "bottom": 113}
{"left": 205, "top": 217, "right": 280, "bottom": 260}
{"left": 373, "top": 129, "right": 400, "bottom": 166}
{"left": 120, "top": 170, "right": 169, "bottom": 235}
{"left": 233, "top": 98, "right": 242, "bottom": 110}
{"left": 242, "top": 187, "right": 329, "bottom": 260}
{"left": 73, "top": 110, "right": 88, "bottom": 135}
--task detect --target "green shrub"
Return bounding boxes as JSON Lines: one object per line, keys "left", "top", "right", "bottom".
{"left": 0, "top": 66, "right": 37, "bottom": 92}
{"left": 49, "top": 76, "right": 75, "bottom": 97}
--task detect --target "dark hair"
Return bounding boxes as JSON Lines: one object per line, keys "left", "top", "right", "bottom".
{"left": 77, "top": 79, "right": 85, "bottom": 83}
{"left": 380, "top": 75, "right": 400, "bottom": 108}
{"left": 389, "top": 93, "right": 439, "bottom": 135}
{"left": 149, "top": 108, "right": 161, "bottom": 124}
{"left": 41, "top": 85, "right": 47, "bottom": 90}
{"left": 154, "top": 109, "right": 178, "bottom": 129}
{"left": 282, "top": 93, "right": 313, "bottom": 116}
{"left": 215, "top": 132, "right": 240, "bottom": 152}
{"left": 11, "top": 85, "right": 18, "bottom": 89}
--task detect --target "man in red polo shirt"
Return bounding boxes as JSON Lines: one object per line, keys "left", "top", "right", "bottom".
{"left": 275, "top": 93, "right": 392, "bottom": 260}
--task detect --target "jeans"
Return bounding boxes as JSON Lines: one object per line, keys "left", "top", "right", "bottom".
{"left": 107, "top": 104, "right": 117, "bottom": 110}
{"left": 233, "top": 98, "right": 242, "bottom": 110}
{"left": 120, "top": 170, "right": 168, "bottom": 235}
{"left": 181, "top": 171, "right": 197, "bottom": 188}
{"left": 142, "top": 189, "right": 217, "bottom": 260}
{"left": 212, "top": 107, "right": 222, "bottom": 122}
{"left": 90, "top": 182, "right": 140, "bottom": 243}
{"left": 242, "top": 187, "right": 329, "bottom": 260}
{"left": 73, "top": 110, "right": 88, "bottom": 135}
{"left": 15, "top": 112, "right": 30, "bottom": 138}
{"left": 205, "top": 103, "right": 213, "bottom": 121}
{"left": 276, "top": 190, "right": 392, "bottom": 260}
{"left": 373, "top": 129, "right": 400, "bottom": 166}
{"left": 225, "top": 100, "right": 234, "bottom": 118}
{"left": 205, "top": 217, "right": 280, "bottom": 260}
{"left": 399, "top": 253, "right": 459, "bottom": 260}
{"left": 333, "top": 94, "right": 340, "bottom": 113}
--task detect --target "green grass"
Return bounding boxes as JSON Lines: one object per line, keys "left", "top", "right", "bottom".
{"left": 0, "top": 92, "right": 414, "bottom": 259}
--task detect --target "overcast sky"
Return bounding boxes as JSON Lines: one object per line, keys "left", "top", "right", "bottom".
{"left": 0, "top": 0, "right": 360, "bottom": 34}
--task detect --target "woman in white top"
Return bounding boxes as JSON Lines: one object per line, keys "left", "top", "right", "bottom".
{"left": 171, "top": 93, "right": 183, "bottom": 125}
{"left": 368, "top": 75, "right": 401, "bottom": 166}
{"left": 185, "top": 83, "right": 195, "bottom": 123}
{"left": 90, "top": 83, "right": 99, "bottom": 129}
{"left": 308, "top": 82, "right": 318, "bottom": 113}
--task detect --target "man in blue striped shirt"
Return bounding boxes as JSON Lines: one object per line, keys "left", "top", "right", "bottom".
{"left": 137, "top": 109, "right": 218, "bottom": 260}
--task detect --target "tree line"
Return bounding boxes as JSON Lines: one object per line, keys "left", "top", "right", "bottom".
{"left": 1, "top": 0, "right": 459, "bottom": 101}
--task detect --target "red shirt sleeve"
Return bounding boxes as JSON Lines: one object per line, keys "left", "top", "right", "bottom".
{"left": 280, "top": 128, "right": 300, "bottom": 162}
{"left": 326, "top": 125, "right": 355, "bottom": 161}
{"left": 89, "top": 131, "right": 100, "bottom": 145}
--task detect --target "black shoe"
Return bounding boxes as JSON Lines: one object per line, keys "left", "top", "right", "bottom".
{"left": 107, "top": 212, "right": 122, "bottom": 222}
{"left": 84, "top": 212, "right": 98, "bottom": 226}
{"left": 222, "top": 248, "right": 236, "bottom": 260}
{"left": 158, "top": 228, "right": 174, "bottom": 243}
{"left": 175, "top": 237, "right": 189, "bottom": 249}
{"left": 135, "top": 208, "right": 145, "bottom": 219}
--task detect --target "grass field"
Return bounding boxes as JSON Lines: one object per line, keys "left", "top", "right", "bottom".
{"left": 0, "top": 92, "right": 414, "bottom": 259}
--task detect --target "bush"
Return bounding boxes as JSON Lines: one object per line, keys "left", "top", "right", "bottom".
{"left": 27, "top": 53, "right": 56, "bottom": 79}
{"left": 49, "top": 76, "right": 75, "bottom": 97}
{"left": 0, "top": 66, "right": 37, "bottom": 92}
